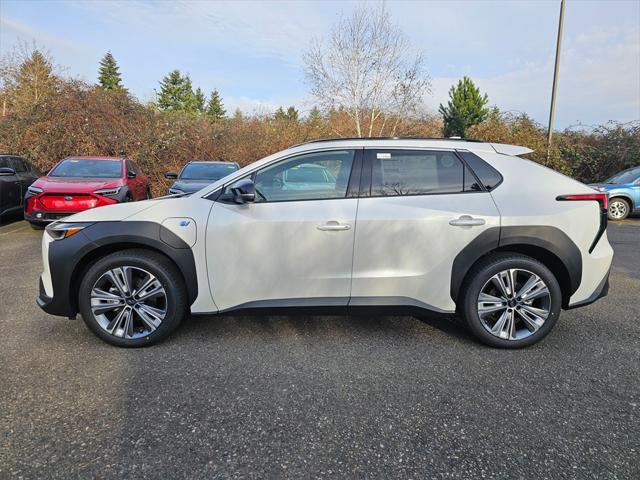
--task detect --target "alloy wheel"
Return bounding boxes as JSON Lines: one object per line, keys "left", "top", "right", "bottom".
{"left": 90, "top": 266, "right": 167, "bottom": 339}
{"left": 608, "top": 200, "right": 628, "bottom": 220}
{"left": 477, "top": 268, "right": 551, "bottom": 341}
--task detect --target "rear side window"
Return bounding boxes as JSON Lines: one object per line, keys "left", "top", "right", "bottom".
{"left": 370, "top": 150, "right": 475, "bottom": 196}
{"left": 0, "top": 157, "right": 10, "bottom": 168}
{"left": 457, "top": 151, "right": 503, "bottom": 191}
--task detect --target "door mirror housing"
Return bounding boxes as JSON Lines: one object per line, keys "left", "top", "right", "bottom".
{"left": 0, "top": 167, "right": 16, "bottom": 176}
{"left": 164, "top": 172, "right": 178, "bottom": 179}
{"left": 127, "top": 170, "right": 137, "bottom": 179}
{"left": 230, "top": 178, "right": 256, "bottom": 204}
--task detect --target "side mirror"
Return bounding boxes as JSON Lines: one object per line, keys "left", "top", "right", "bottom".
{"left": 230, "top": 178, "right": 256, "bottom": 204}
{"left": 127, "top": 170, "right": 137, "bottom": 179}
{"left": 164, "top": 172, "right": 178, "bottom": 179}
{"left": 634, "top": 179, "right": 640, "bottom": 186}
{"left": 0, "top": 167, "right": 16, "bottom": 176}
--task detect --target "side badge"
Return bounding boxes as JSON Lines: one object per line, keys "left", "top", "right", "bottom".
{"left": 179, "top": 220, "right": 190, "bottom": 227}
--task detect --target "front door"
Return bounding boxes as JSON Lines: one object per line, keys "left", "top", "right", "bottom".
{"left": 206, "top": 149, "right": 361, "bottom": 311}
{"left": 351, "top": 148, "right": 501, "bottom": 313}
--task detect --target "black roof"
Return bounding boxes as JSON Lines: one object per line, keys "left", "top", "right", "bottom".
{"left": 291, "top": 137, "right": 483, "bottom": 148}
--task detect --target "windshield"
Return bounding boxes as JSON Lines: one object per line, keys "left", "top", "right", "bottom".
{"left": 605, "top": 167, "right": 640, "bottom": 184}
{"left": 180, "top": 163, "right": 238, "bottom": 180}
{"left": 49, "top": 159, "right": 122, "bottom": 178}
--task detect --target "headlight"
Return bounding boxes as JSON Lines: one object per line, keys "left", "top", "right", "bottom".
{"left": 94, "top": 187, "right": 121, "bottom": 197}
{"left": 28, "top": 185, "right": 43, "bottom": 194}
{"left": 169, "top": 188, "right": 185, "bottom": 195}
{"left": 45, "top": 222, "right": 92, "bottom": 240}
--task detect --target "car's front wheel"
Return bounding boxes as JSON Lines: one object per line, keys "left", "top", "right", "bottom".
{"left": 460, "top": 253, "right": 562, "bottom": 348}
{"left": 78, "top": 249, "right": 188, "bottom": 347}
{"left": 608, "top": 197, "right": 630, "bottom": 220}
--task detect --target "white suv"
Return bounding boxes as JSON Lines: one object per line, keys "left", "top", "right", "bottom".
{"left": 37, "top": 139, "right": 613, "bottom": 348}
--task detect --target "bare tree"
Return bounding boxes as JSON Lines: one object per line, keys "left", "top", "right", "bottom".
{"left": 0, "top": 40, "right": 58, "bottom": 115}
{"left": 303, "top": 4, "right": 430, "bottom": 137}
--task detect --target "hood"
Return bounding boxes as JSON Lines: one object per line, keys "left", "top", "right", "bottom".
{"left": 589, "top": 182, "right": 632, "bottom": 192}
{"left": 64, "top": 198, "right": 162, "bottom": 222}
{"left": 35, "top": 177, "right": 122, "bottom": 193}
{"left": 171, "top": 180, "right": 217, "bottom": 193}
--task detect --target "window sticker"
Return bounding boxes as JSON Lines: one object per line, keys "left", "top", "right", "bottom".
{"left": 377, "top": 153, "right": 391, "bottom": 159}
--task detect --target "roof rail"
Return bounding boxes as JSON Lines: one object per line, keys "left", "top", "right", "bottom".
{"left": 290, "top": 137, "right": 483, "bottom": 148}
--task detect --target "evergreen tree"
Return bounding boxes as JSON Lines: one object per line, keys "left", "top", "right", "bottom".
{"left": 206, "top": 89, "right": 226, "bottom": 119}
{"left": 307, "top": 106, "right": 323, "bottom": 124}
{"left": 286, "top": 106, "right": 299, "bottom": 122}
{"left": 274, "top": 107, "right": 287, "bottom": 121}
{"left": 438, "top": 76, "right": 489, "bottom": 137}
{"left": 193, "top": 87, "right": 206, "bottom": 113}
{"left": 157, "top": 69, "right": 192, "bottom": 111}
{"left": 98, "top": 52, "right": 126, "bottom": 92}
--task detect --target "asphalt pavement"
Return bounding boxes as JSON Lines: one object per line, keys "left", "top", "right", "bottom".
{"left": 1, "top": 216, "right": 638, "bottom": 479}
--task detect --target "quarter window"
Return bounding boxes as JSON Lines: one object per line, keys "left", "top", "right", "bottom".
{"left": 370, "top": 150, "right": 471, "bottom": 196}
{"left": 252, "top": 150, "right": 355, "bottom": 202}
{"left": 457, "top": 151, "right": 502, "bottom": 191}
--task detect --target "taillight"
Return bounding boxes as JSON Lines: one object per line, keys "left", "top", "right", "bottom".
{"left": 556, "top": 193, "right": 608, "bottom": 211}
{"left": 556, "top": 193, "right": 609, "bottom": 253}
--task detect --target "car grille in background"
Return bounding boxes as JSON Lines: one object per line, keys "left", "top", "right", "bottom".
{"left": 39, "top": 194, "right": 99, "bottom": 211}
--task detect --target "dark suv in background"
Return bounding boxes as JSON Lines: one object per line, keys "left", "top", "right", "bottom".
{"left": 165, "top": 160, "right": 240, "bottom": 195}
{"left": 0, "top": 154, "right": 40, "bottom": 219}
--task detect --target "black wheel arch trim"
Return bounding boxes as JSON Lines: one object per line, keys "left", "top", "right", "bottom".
{"left": 450, "top": 225, "right": 582, "bottom": 305}
{"left": 38, "top": 221, "right": 198, "bottom": 318}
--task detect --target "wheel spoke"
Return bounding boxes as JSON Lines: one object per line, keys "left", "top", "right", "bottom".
{"left": 106, "top": 268, "right": 131, "bottom": 297}
{"left": 478, "top": 292, "right": 507, "bottom": 317}
{"left": 135, "top": 282, "right": 164, "bottom": 302}
{"left": 517, "top": 306, "right": 546, "bottom": 332}
{"left": 135, "top": 303, "right": 165, "bottom": 331}
{"left": 491, "top": 273, "right": 511, "bottom": 298}
{"left": 91, "top": 288, "right": 126, "bottom": 314}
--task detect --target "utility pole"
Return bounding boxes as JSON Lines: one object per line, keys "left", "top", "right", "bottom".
{"left": 547, "top": 0, "right": 565, "bottom": 156}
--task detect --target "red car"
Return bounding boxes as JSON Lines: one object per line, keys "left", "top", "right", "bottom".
{"left": 25, "top": 156, "right": 151, "bottom": 228}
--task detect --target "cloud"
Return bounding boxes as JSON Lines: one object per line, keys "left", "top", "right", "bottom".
{"left": 429, "top": 26, "right": 640, "bottom": 127}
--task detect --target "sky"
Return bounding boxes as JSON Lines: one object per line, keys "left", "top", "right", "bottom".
{"left": 1, "top": 0, "right": 639, "bottom": 128}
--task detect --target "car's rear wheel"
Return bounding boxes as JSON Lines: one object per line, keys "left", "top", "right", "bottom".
{"left": 608, "top": 197, "right": 630, "bottom": 220}
{"left": 460, "top": 253, "right": 562, "bottom": 348}
{"left": 78, "top": 249, "right": 187, "bottom": 347}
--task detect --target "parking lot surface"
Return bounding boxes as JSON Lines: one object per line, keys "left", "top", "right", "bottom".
{"left": 1, "top": 217, "right": 639, "bottom": 479}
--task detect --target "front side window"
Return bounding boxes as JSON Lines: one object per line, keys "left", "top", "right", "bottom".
{"left": 370, "top": 150, "right": 469, "bottom": 196}
{"left": 49, "top": 159, "right": 123, "bottom": 178}
{"left": 252, "top": 150, "right": 355, "bottom": 202}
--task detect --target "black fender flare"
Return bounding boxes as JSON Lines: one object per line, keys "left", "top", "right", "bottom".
{"left": 450, "top": 226, "right": 582, "bottom": 303}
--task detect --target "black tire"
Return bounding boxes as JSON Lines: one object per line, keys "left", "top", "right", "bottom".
{"left": 124, "top": 192, "right": 133, "bottom": 202}
{"left": 29, "top": 221, "right": 45, "bottom": 230}
{"left": 146, "top": 186, "right": 152, "bottom": 200}
{"left": 460, "top": 253, "right": 562, "bottom": 349}
{"left": 78, "top": 249, "right": 188, "bottom": 347}
{"left": 607, "top": 197, "right": 630, "bottom": 221}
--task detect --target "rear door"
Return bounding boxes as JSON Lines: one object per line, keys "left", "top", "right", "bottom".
{"left": 10, "top": 157, "right": 36, "bottom": 207}
{"left": 351, "top": 148, "right": 501, "bottom": 313}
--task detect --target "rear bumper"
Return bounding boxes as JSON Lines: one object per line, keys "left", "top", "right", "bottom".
{"left": 565, "top": 268, "right": 610, "bottom": 310}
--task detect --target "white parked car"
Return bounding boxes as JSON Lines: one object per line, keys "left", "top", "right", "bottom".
{"left": 37, "top": 138, "right": 613, "bottom": 348}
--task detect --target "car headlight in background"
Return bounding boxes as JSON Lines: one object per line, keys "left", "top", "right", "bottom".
{"left": 169, "top": 188, "right": 185, "bottom": 195}
{"left": 94, "top": 187, "right": 121, "bottom": 197}
{"left": 27, "top": 185, "right": 43, "bottom": 194}
{"left": 45, "top": 222, "right": 93, "bottom": 240}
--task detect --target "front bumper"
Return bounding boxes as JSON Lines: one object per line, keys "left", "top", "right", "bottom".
{"left": 37, "top": 276, "right": 76, "bottom": 318}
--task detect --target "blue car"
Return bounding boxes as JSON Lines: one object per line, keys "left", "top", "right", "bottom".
{"left": 590, "top": 165, "right": 640, "bottom": 220}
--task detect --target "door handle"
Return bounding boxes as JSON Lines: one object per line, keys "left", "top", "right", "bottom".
{"left": 449, "top": 215, "right": 486, "bottom": 227}
{"left": 317, "top": 221, "right": 351, "bottom": 231}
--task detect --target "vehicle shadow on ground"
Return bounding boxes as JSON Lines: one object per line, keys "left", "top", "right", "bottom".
{"left": 0, "top": 212, "right": 24, "bottom": 227}
{"left": 173, "top": 312, "right": 476, "bottom": 345}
